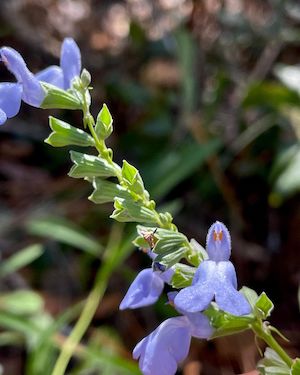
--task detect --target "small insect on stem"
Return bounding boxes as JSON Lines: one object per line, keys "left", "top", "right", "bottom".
{"left": 141, "top": 228, "right": 158, "bottom": 251}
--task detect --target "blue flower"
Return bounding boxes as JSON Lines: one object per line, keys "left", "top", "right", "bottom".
{"left": 133, "top": 293, "right": 213, "bottom": 375}
{"left": 0, "top": 38, "right": 81, "bottom": 126}
{"left": 0, "top": 47, "right": 45, "bottom": 125}
{"left": 119, "top": 266, "right": 173, "bottom": 310}
{"left": 36, "top": 38, "right": 81, "bottom": 90}
{"left": 174, "top": 221, "right": 251, "bottom": 316}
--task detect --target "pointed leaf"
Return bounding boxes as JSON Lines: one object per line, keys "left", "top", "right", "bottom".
{"left": 45, "top": 116, "right": 95, "bottom": 147}
{"left": 89, "top": 179, "right": 131, "bottom": 204}
{"left": 68, "top": 151, "right": 117, "bottom": 178}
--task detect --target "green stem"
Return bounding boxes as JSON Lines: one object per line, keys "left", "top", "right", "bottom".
{"left": 51, "top": 225, "right": 123, "bottom": 375}
{"left": 251, "top": 321, "right": 293, "bottom": 367}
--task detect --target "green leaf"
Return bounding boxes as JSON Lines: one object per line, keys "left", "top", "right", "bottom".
{"left": 257, "top": 348, "right": 290, "bottom": 375}
{"left": 40, "top": 82, "right": 82, "bottom": 110}
{"left": 68, "top": 151, "right": 117, "bottom": 178}
{"left": 240, "top": 286, "right": 259, "bottom": 309}
{"left": 121, "top": 160, "right": 146, "bottom": 196}
{"left": 291, "top": 358, "right": 300, "bottom": 375}
{"left": 0, "top": 291, "right": 43, "bottom": 315}
{"left": 110, "top": 198, "right": 157, "bottom": 224}
{"left": 171, "top": 263, "right": 195, "bottom": 288}
{"left": 45, "top": 116, "right": 95, "bottom": 147}
{"left": 254, "top": 292, "right": 274, "bottom": 319}
{"left": 132, "top": 235, "right": 150, "bottom": 249}
{"left": 89, "top": 179, "right": 131, "bottom": 204}
{"left": 0, "top": 244, "right": 43, "bottom": 277}
{"left": 205, "top": 304, "right": 254, "bottom": 338}
{"left": 95, "top": 103, "right": 113, "bottom": 140}
{"left": 27, "top": 217, "right": 102, "bottom": 257}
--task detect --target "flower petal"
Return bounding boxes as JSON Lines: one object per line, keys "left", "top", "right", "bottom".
{"left": 60, "top": 38, "right": 81, "bottom": 89}
{"left": 36, "top": 66, "right": 64, "bottom": 89}
{"left": 175, "top": 261, "right": 217, "bottom": 313}
{"left": 159, "top": 268, "right": 174, "bottom": 283}
{"left": 133, "top": 317, "right": 191, "bottom": 375}
{"left": 119, "top": 268, "right": 164, "bottom": 310}
{"left": 217, "top": 261, "right": 237, "bottom": 289}
{"left": 0, "top": 47, "right": 44, "bottom": 107}
{"left": 174, "top": 284, "right": 214, "bottom": 313}
{"left": 215, "top": 282, "right": 251, "bottom": 316}
{"left": 0, "top": 108, "right": 7, "bottom": 125}
{"left": 185, "top": 312, "right": 213, "bottom": 339}
{"left": 0, "top": 83, "right": 22, "bottom": 119}
{"left": 192, "top": 260, "right": 216, "bottom": 285}
{"left": 206, "top": 221, "right": 231, "bottom": 262}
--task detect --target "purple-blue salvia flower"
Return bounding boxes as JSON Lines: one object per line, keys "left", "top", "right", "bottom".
{"left": 175, "top": 221, "right": 251, "bottom": 316}
{"left": 133, "top": 293, "right": 213, "bottom": 375}
{"left": 36, "top": 38, "right": 81, "bottom": 90}
{"left": 119, "top": 266, "right": 174, "bottom": 310}
{"left": 0, "top": 47, "right": 45, "bottom": 125}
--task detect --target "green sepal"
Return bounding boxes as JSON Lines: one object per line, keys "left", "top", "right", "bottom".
{"left": 257, "top": 348, "right": 290, "bottom": 375}
{"left": 40, "top": 82, "right": 82, "bottom": 110}
{"left": 89, "top": 178, "right": 131, "bottom": 204}
{"left": 291, "top": 358, "right": 300, "bottom": 375}
{"left": 95, "top": 103, "right": 113, "bottom": 140}
{"left": 45, "top": 116, "right": 95, "bottom": 147}
{"left": 205, "top": 303, "right": 255, "bottom": 338}
{"left": 254, "top": 292, "right": 274, "bottom": 319}
{"left": 121, "top": 160, "right": 147, "bottom": 197}
{"left": 155, "top": 247, "right": 188, "bottom": 268}
{"left": 132, "top": 236, "right": 150, "bottom": 249}
{"left": 240, "top": 286, "right": 259, "bottom": 309}
{"left": 111, "top": 198, "right": 157, "bottom": 224}
{"left": 151, "top": 229, "right": 190, "bottom": 267}
{"left": 68, "top": 151, "right": 117, "bottom": 178}
{"left": 186, "top": 238, "right": 207, "bottom": 267}
{"left": 153, "top": 230, "right": 187, "bottom": 254}
{"left": 170, "top": 263, "right": 196, "bottom": 288}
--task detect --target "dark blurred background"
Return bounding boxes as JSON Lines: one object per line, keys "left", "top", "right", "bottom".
{"left": 0, "top": 0, "right": 299, "bottom": 374}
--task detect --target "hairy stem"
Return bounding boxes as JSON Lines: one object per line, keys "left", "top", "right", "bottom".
{"left": 251, "top": 321, "right": 293, "bottom": 368}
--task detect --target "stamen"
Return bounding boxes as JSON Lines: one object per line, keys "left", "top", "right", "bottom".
{"left": 213, "top": 230, "right": 223, "bottom": 242}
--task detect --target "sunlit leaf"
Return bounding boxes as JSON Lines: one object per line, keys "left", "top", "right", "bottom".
{"left": 68, "top": 151, "right": 117, "bottom": 178}
{"left": 45, "top": 116, "right": 95, "bottom": 147}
